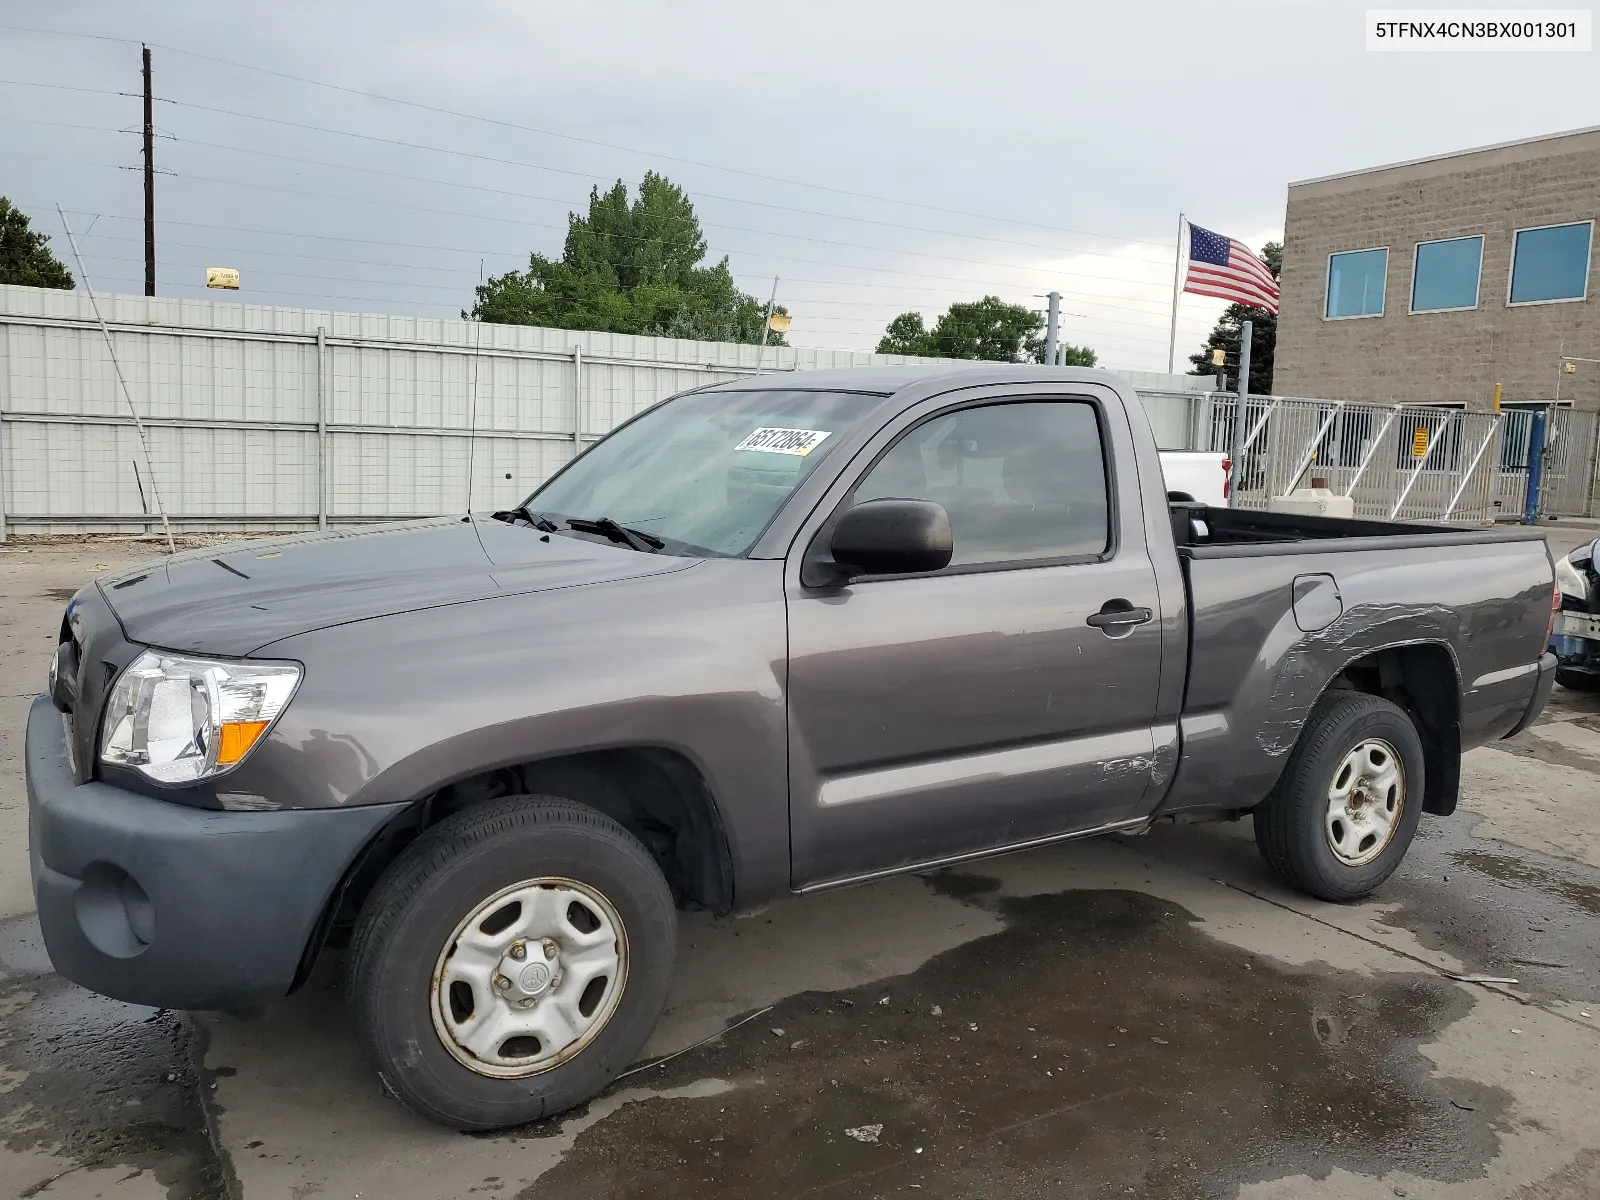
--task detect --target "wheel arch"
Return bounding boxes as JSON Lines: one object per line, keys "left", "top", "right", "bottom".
{"left": 1319, "top": 641, "right": 1461, "bottom": 817}
{"left": 290, "top": 744, "right": 736, "bottom": 994}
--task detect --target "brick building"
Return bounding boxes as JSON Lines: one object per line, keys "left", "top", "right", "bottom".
{"left": 1275, "top": 126, "right": 1599, "bottom": 411}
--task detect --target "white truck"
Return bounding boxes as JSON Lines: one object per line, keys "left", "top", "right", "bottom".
{"left": 1158, "top": 450, "right": 1229, "bottom": 506}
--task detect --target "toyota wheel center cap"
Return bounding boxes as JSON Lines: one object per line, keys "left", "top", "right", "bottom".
{"left": 518, "top": 963, "right": 552, "bottom": 994}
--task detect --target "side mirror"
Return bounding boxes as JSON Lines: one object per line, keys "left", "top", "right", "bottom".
{"left": 826, "top": 498, "right": 952, "bottom": 581}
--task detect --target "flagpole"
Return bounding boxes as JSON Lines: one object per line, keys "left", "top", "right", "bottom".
{"left": 1166, "top": 212, "right": 1185, "bottom": 374}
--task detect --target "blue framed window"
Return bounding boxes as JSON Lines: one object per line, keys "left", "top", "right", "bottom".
{"left": 1411, "top": 236, "right": 1483, "bottom": 312}
{"left": 1509, "top": 222, "right": 1593, "bottom": 305}
{"left": 1326, "top": 248, "right": 1388, "bottom": 318}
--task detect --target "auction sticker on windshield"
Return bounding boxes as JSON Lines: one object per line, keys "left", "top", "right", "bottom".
{"left": 735, "top": 427, "right": 832, "bottom": 456}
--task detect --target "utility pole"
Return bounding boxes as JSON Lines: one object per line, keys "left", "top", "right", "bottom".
{"left": 142, "top": 44, "right": 155, "bottom": 297}
{"left": 1043, "top": 291, "right": 1060, "bottom": 366}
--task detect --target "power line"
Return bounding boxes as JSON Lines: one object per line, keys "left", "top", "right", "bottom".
{"left": 74, "top": 237, "right": 1197, "bottom": 344}
{"left": 14, "top": 158, "right": 1166, "bottom": 298}
{"left": 9, "top": 148, "right": 1169, "bottom": 294}
{"left": 152, "top": 48, "right": 1176, "bottom": 250}
{"left": 148, "top": 135, "right": 1172, "bottom": 287}
{"left": 30, "top": 209, "right": 1217, "bottom": 336}
{"left": 145, "top": 164, "right": 1181, "bottom": 295}
{"left": 0, "top": 77, "right": 133, "bottom": 100}
{"left": 143, "top": 95, "right": 1174, "bottom": 266}
{"left": 0, "top": 25, "right": 1177, "bottom": 250}
{"left": 75, "top": 233, "right": 1216, "bottom": 344}
{"left": 27, "top": 204, "right": 1220, "bottom": 342}
{"left": 79, "top": 230, "right": 504, "bottom": 275}
{"left": 83, "top": 244, "right": 1196, "bottom": 341}
{"left": 86, "top": 273, "right": 475, "bottom": 311}
{"left": 78, "top": 252, "right": 473, "bottom": 294}
{"left": 0, "top": 24, "right": 1244, "bottom": 360}
{"left": 1, "top": 103, "right": 1176, "bottom": 285}
{"left": 78, "top": 270, "right": 1204, "bottom": 358}
{"left": 27, "top": 206, "right": 534, "bottom": 259}
{"left": 731, "top": 271, "right": 1214, "bottom": 322}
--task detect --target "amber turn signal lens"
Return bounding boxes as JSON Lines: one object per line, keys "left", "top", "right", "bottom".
{"left": 217, "top": 720, "right": 271, "bottom": 766}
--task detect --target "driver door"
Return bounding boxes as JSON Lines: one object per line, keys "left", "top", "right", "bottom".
{"left": 785, "top": 390, "right": 1164, "bottom": 889}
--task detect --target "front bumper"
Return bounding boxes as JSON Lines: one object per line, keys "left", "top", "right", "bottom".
{"left": 26, "top": 695, "right": 405, "bottom": 1011}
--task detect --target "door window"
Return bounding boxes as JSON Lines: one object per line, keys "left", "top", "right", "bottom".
{"left": 852, "top": 400, "right": 1109, "bottom": 568}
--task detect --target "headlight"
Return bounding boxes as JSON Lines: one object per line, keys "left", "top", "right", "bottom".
{"left": 1555, "top": 554, "right": 1589, "bottom": 603}
{"left": 100, "top": 651, "right": 301, "bottom": 783}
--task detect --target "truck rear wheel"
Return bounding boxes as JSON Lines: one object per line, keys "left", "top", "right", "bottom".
{"left": 348, "top": 796, "right": 676, "bottom": 1131}
{"left": 1253, "top": 692, "right": 1426, "bottom": 902}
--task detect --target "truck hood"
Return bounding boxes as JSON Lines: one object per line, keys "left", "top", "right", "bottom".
{"left": 96, "top": 516, "right": 698, "bottom": 656}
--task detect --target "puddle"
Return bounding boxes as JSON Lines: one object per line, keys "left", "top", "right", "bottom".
{"left": 1373, "top": 820, "right": 1600, "bottom": 1006}
{"left": 523, "top": 887, "right": 1507, "bottom": 1199}
{"left": 0, "top": 917, "right": 224, "bottom": 1199}
{"left": 1453, "top": 848, "right": 1600, "bottom": 917}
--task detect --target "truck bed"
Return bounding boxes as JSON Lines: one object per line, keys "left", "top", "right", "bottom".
{"left": 1157, "top": 502, "right": 1552, "bottom": 817}
{"left": 1169, "top": 502, "right": 1549, "bottom": 552}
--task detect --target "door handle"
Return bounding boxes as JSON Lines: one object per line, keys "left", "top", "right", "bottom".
{"left": 1086, "top": 601, "right": 1153, "bottom": 631}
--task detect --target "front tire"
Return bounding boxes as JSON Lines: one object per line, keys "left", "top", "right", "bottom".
{"left": 348, "top": 796, "right": 677, "bottom": 1131}
{"left": 1253, "top": 692, "right": 1426, "bottom": 902}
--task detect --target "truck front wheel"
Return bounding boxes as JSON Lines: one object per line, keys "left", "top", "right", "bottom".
{"left": 348, "top": 797, "right": 677, "bottom": 1130}
{"left": 1253, "top": 692, "right": 1426, "bottom": 902}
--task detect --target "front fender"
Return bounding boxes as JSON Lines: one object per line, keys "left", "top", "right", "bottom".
{"left": 224, "top": 559, "right": 792, "bottom": 905}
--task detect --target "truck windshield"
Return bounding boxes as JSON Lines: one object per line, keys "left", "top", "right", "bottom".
{"left": 526, "top": 388, "right": 884, "bottom": 557}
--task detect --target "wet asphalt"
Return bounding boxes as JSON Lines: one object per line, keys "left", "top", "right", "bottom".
{"left": 0, "top": 917, "right": 222, "bottom": 1199}
{"left": 2, "top": 536, "right": 1598, "bottom": 1198}
{"left": 523, "top": 886, "right": 1503, "bottom": 1200}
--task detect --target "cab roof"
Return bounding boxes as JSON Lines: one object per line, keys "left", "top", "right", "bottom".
{"left": 706, "top": 363, "right": 1130, "bottom": 396}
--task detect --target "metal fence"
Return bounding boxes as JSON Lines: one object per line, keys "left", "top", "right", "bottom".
{"left": 1140, "top": 391, "right": 1600, "bottom": 524}
{"left": 2, "top": 283, "right": 1591, "bottom": 536}
{"left": 1539, "top": 406, "right": 1600, "bottom": 518}
{"left": 0, "top": 285, "right": 1214, "bottom": 539}
{"left": 0, "top": 286, "right": 918, "bottom": 538}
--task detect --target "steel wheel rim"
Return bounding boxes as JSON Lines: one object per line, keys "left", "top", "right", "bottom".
{"left": 1325, "top": 737, "right": 1405, "bottom": 868}
{"left": 430, "top": 876, "right": 629, "bottom": 1079}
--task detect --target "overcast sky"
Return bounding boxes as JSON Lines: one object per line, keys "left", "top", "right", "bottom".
{"left": 1, "top": 0, "right": 1596, "bottom": 371}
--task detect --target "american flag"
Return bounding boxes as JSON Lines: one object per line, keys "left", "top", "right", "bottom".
{"left": 1183, "top": 223, "right": 1279, "bottom": 313}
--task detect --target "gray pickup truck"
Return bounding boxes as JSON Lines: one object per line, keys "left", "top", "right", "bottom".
{"left": 28, "top": 365, "right": 1557, "bottom": 1130}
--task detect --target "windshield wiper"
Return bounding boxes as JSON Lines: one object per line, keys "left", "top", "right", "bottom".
{"left": 565, "top": 516, "right": 664, "bottom": 553}
{"left": 491, "top": 505, "right": 562, "bottom": 532}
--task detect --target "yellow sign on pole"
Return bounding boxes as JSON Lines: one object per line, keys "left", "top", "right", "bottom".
{"left": 205, "top": 267, "right": 240, "bottom": 290}
{"left": 1412, "top": 427, "right": 1429, "bottom": 458}
{"left": 767, "top": 313, "right": 791, "bottom": 335}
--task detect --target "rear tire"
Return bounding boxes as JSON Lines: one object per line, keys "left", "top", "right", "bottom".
{"left": 1253, "top": 692, "right": 1426, "bottom": 902}
{"left": 1556, "top": 666, "right": 1600, "bottom": 693}
{"left": 348, "top": 796, "right": 676, "bottom": 1131}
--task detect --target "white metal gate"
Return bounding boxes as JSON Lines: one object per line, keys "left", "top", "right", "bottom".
{"left": 1137, "top": 391, "right": 1597, "bottom": 525}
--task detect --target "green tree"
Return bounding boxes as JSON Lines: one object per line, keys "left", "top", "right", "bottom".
{"left": 0, "top": 198, "right": 74, "bottom": 289}
{"left": 1188, "top": 241, "right": 1281, "bottom": 394}
{"left": 467, "top": 173, "right": 782, "bottom": 345}
{"left": 876, "top": 295, "right": 1096, "bottom": 365}
{"left": 876, "top": 312, "right": 935, "bottom": 356}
